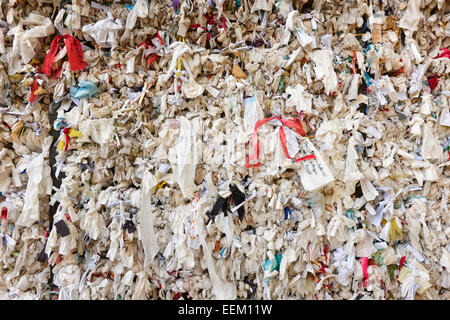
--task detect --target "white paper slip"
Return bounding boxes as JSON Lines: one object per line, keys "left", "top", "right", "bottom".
{"left": 297, "top": 138, "right": 334, "bottom": 191}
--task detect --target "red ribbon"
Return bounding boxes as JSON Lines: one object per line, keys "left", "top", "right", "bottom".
{"left": 147, "top": 55, "right": 159, "bottom": 65}
{"left": 352, "top": 50, "right": 357, "bottom": 74}
{"left": 1, "top": 207, "right": 7, "bottom": 222}
{"left": 190, "top": 14, "right": 218, "bottom": 43}
{"left": 55, "top": 67, "right": 63, "bottom": 80}
{"left": 323, "top": 245, "right": 329, "bottom": 264}
{"left": 318, "top": 261, "right": 328, "bottom": 275}
{"left": 2, "top": 121, "right": 11, "bottom": 130}
{"left": 138, "top": 40, "right": 151, "bottom": 49}
{"left": 29, "top": 78, "right": 39, "bottom": 103}
{"left": 42, "top": 35, "right": 87, "bottom": 76}
{"left": 428, "top": 74, "right": 438, "bottom": 92}
{"left": 206, "top": 14, "right": 216, "bottom": 26}
{"left": 361, "top": 257, "right": 369, "bottom": 288}
{"left": 435, "top": 48, "right": 450, "bottom": 59}
{"left": 189, "top": 24, "right": 204, "bottom": 30}
{"left": 393, "top": 67, "right": 404, "bottom": 76}
{"left": 156, "top": 33, "right": 164, "bottom": 45}
{"left": 246, "top": 116, "right": 316, "bottom": 168}
{"left": 399, "top": 256, "right": 406, "bottom": 270}
{"left": 221, "top": 16, "right": 226, "bottom": 29}
{"left": 63, "top": 127, "right": 71, "bottom": 151}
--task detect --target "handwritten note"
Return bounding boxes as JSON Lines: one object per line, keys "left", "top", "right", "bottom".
{"left": 297, "top": 138, "right": 334, "bottom": 191}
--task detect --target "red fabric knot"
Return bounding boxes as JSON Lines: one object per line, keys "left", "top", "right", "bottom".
{"left": 42, "top": 35, "right": 88, "bottom": 76}
{"left": 246, "top": 116, "right": 316, "bottom": 168}
{"left": 428, "top": 74, "right": 438, "bottom": 92}
{"left": 1, "top": 207, "right": 7, "bottom": 221}
{"left": 361, "top": 257, "right": 369, "bottom": 288}
{"left": 29, "top": 77, "right": 39, "bottom": 103}
{"left": 221, "top": 16, "right": 226, "bottom": 29}
{"left": 63, "top": 127, "right": 71, "bottom": 151}
{"left": 399, "top": 256, "right": 406, "bottom": 270}
{"left": 147, "top": 55, "right": 159, "bottom": 66}
{"left": 435, "top": 48, "right": 450, "bottom": 59}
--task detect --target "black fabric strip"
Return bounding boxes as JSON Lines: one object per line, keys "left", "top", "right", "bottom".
{"left": 37, "top": 240, "right": 48, "bottom": 262}
{"left": 212, "top": 196, "right": 227, "bottom": 215}
{"left": 230, "top": 184, "right": 245, "bottom": 221}
{"left": 54, "top": 219, "right": 70, "bottom": 237}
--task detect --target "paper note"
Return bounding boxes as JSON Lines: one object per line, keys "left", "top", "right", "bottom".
{"left": 297, "top": 138, "right": 334, "bottom": 191}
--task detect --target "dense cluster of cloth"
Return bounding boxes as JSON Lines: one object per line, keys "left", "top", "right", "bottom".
{"left": 0, "top": 0, "right": 449, "bottom": 300}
